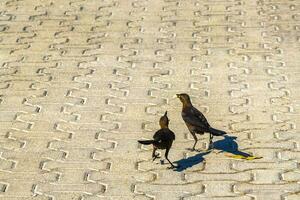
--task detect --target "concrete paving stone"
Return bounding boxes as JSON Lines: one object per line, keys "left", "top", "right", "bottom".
{"left": 184, "top": 196, "right": 252, "bottom": 200}
{"left": 43, "top": 160, "right": 109, "bottom": 172}
{"left": 231, "top": 160, "right": 298, "bottom": 171}
{"left": 0, "top": 196, "right": 49, "bottom": 200}
{"left": 250, "top": 169, "right": 284, "bottom": 184}
{"left": 284, "top": 194, "right": 300, "bottom": 200}
{"left": 281, "top": 170, "right": 300, "bottom": 182}
{"left": 185, "top": 171, "right": 252, "bottom": 182}
{"left": 136, "top": 183, "right": 204, "bottom": 199}
{"left": 234, "top": 182, "right": 300, "bottom": 200}
{"left": 278, "top": 150, "right": 300, "bottom": 161}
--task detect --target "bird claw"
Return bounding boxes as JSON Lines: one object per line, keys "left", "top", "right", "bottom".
{"left": 186, "top": 147, "right": 196, "bottom": 151}
{"left": 152, "top": 154, "right": 161, "bottom": 161}
{"left": 187, "top": 147, "right": 203, "bottom": 152}
{"left": 167, "top": 164, "right": 180, "bottom": 169}
{"left": 215, "top": 150, "right": 224, "bottom": 154}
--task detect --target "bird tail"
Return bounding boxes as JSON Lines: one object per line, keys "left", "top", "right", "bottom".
{"left": 208, "top": 127, "right": 226, "bottom": 136}
{"left": 138, "top": 140, "right": 155, "bottom": 145}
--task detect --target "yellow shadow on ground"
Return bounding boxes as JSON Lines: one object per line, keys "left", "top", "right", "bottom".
{"left": 224, "top": 154, "right": 263, "bottom": 160}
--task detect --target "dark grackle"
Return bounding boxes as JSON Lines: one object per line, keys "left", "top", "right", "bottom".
{"left": 138, "top": 111, "right": 177, "bottom": 168}
{"left": 176, "top": 93, "right": 226, "bottom": 151}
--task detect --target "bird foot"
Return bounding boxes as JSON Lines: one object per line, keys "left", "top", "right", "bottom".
{"left": 215, "top": 150, "right": 224, "bottom": 154}
{"left": 167, "top": 164, "right": 179, "bottom": 169}
{"left": 152, "top": 154, "right": 161, "bottom": 161}
{"left": 186, "top": 147, "right": 203, "bottom": 152}
{"left": 186, "top": 147, "right": 196, "bottom": 151}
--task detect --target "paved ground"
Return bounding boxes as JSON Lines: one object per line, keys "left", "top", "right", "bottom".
{"left": 0, "top": 0, "right": 300, "bottom": 199}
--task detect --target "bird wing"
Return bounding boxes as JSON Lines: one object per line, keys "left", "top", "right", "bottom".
{"left": 153, "top": 129, "right": 164, "bottom": 142}
{"left": 183, "top": 114, "right": 208, "bottom": 130}
{"left": 190, "top": 106, "right": 210, "bottom": 127}
{"left": 182, "top": 107, "right": 210, "bottom": 129}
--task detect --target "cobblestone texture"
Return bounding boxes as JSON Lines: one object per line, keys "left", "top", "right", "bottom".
{"left": 0, "top": 0, "right": 299, "bottom": 199}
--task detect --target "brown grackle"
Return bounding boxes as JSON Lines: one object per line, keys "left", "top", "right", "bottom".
{"left": 138, "top": 111, "right": 177, "bottom": 168}
{"left": 176, "top": 93, "right": 226, "bottom": 151}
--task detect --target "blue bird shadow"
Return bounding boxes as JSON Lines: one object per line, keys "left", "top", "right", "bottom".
{"left": 173, "top": 151, "right": 211, "bottom": 172}
{"left": 213, "top": 135, "right": 252, "bottom": 157}
{"left": 173, "top": 135, "right": 253, "bottom": 172}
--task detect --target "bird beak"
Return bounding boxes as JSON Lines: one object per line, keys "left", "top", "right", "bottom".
{"left": 176, "top": 94, "right": 180, "bottom": 98}
{"left": 164, "top": 111, "right": 167, "bottom": 116}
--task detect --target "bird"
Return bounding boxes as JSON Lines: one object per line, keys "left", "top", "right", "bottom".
{"left": 176, "top": 93, "right": 226, "bottom": 151}
{"left": 138, "top": 111, "right": 177, "bottom": 168}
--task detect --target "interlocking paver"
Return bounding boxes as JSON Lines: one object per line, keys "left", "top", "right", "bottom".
{"left": 0, "top": 0, "right": 299, "bottom": 199}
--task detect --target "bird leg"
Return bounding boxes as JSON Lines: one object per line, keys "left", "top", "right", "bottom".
{"left": 165, "top": 147, "right": 176, "bottom": 169}
{"left": 152, "top": 147, "right": 160, "bottom": 161}
{"left": 208, "top": 134, "right": 214, "bottom": 150}
{"left": 191, "top": 132, "right": 198, "bottom": 151}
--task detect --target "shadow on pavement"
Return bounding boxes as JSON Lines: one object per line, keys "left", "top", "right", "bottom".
{"left": 173, "top": 151, "right": 211, "bottom": 172}
{"left": 213, "top": 135, "right": 252, "bottom": 157}
{"left": 173, "top": 135, "right": 260, "bottom": 172}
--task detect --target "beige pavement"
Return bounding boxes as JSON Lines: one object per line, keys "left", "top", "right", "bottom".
{"left": 0, "top": 0, "right": 299, "bottom": 199}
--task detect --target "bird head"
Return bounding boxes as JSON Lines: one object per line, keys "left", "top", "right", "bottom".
{"left": 176, "top": 93, "right": 192, "bottom": 105}
{"left": 159, "top": 111, "right": 169, "bottom": 128}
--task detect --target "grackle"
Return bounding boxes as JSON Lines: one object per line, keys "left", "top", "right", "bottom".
{"left": 177, "top": 93, "right": 226, "bottom": 151}
{"left": 138, "top": 111, "right": 177, "bottom": 168}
